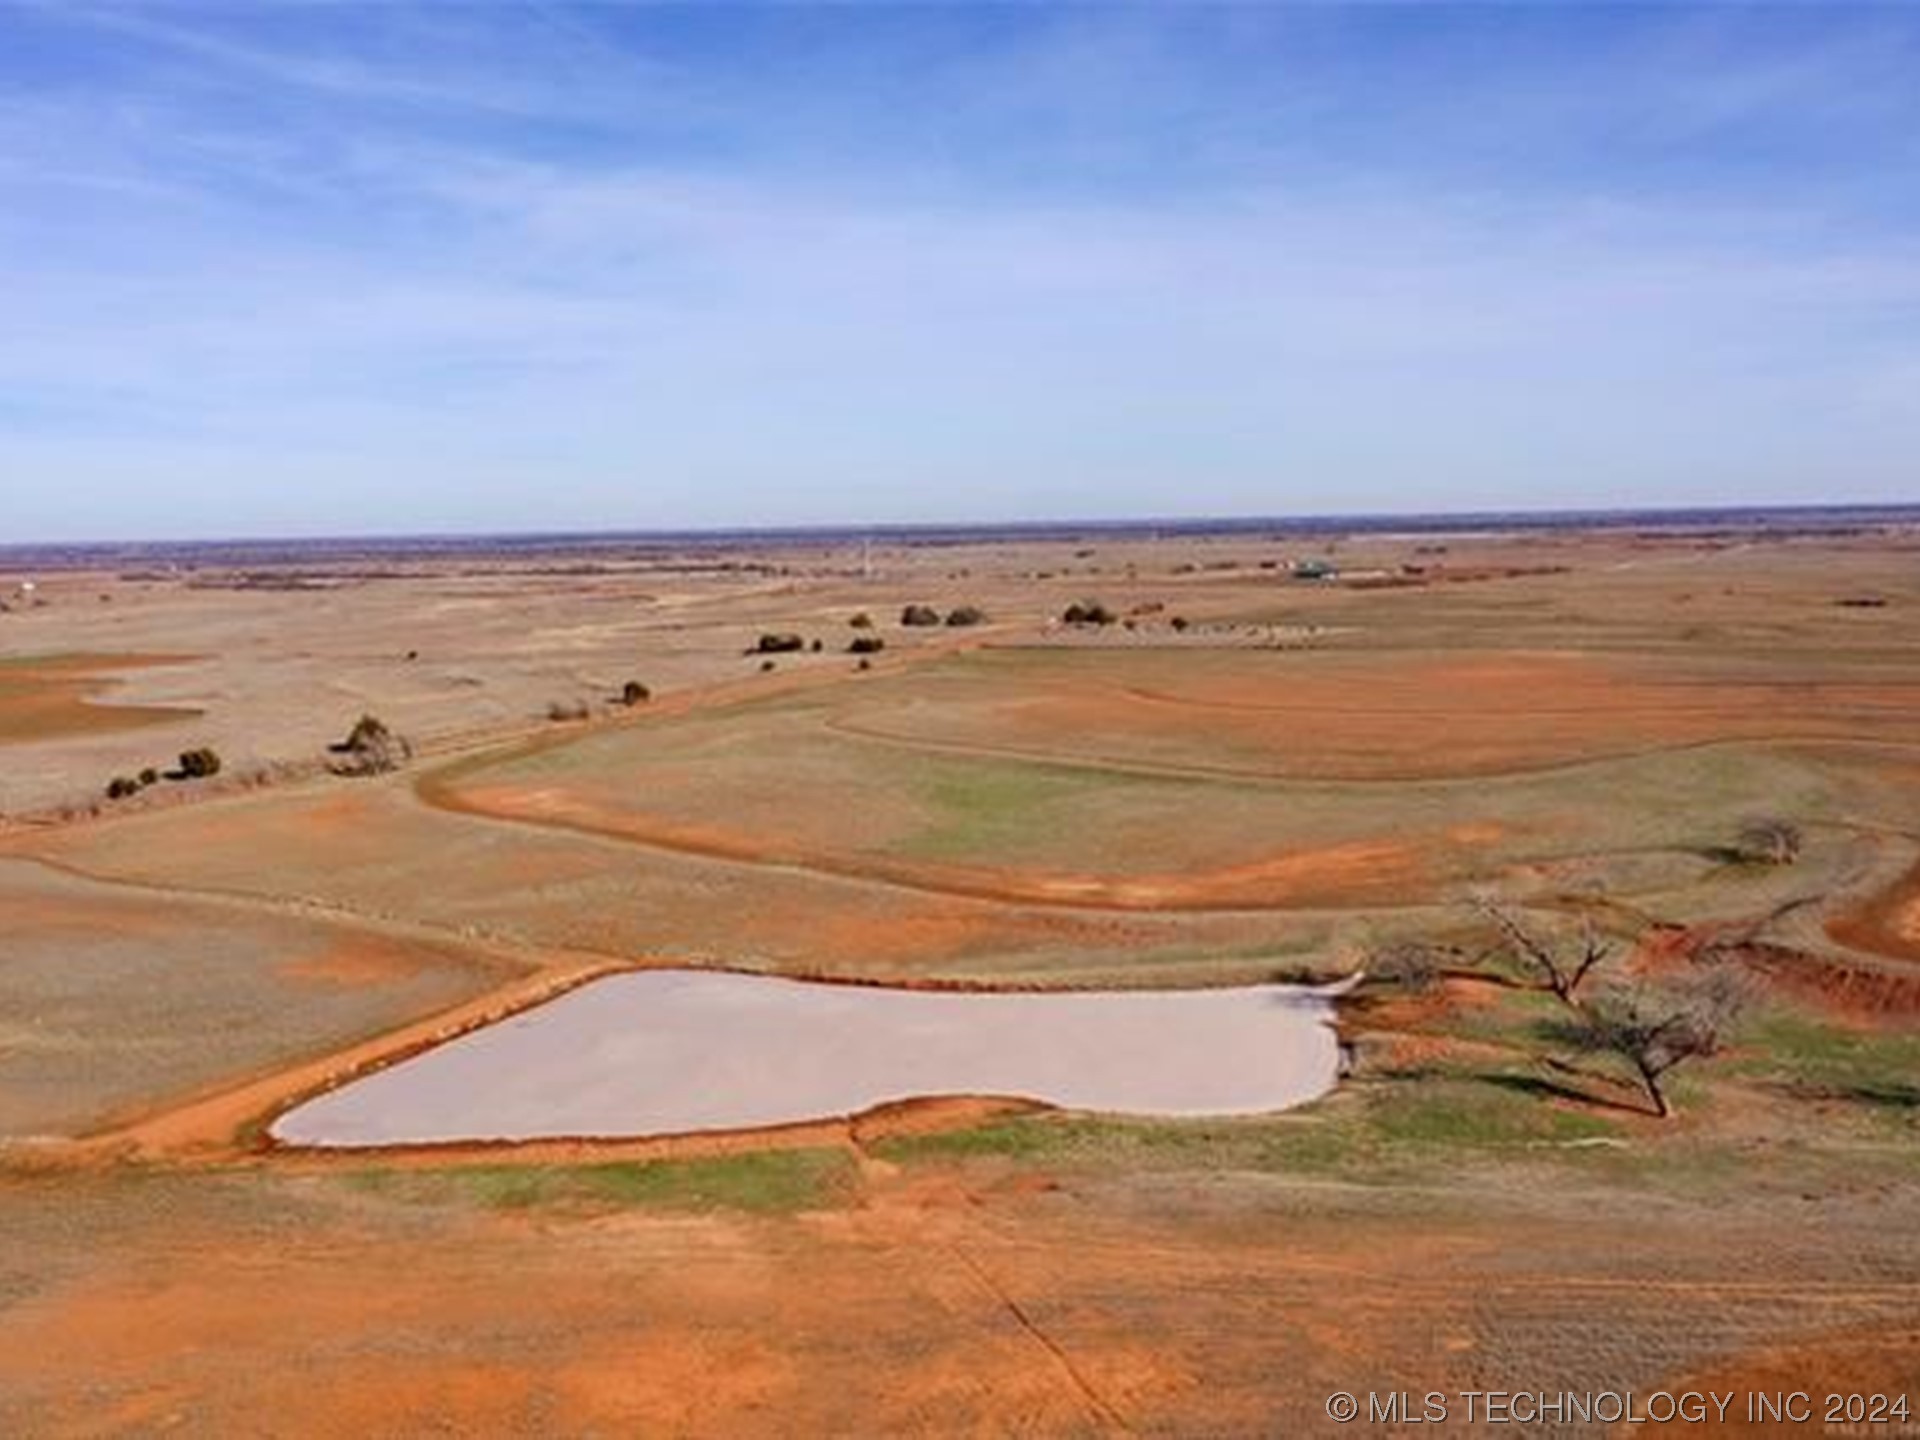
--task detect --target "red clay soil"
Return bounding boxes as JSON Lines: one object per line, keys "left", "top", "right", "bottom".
{"left": 2, "top": 1172, "right": 1909, "bottom": 1439}
{"left": 1828, "top": 857, "right": 1920, "bottom": 968}
{"left": 0, "top": 1192, "right": 1307, "bottom": 1435}
{"left": 876, "top": 651, "right": 1920, "bottom": 781}
{"left": 1627, "top": 1327, "right": 1920, "bottom": 1438}
{"left": 1632, "top": 908, "right": 1920, "bottom": 1024}
{"left": 1736, "top": 943, "right": 1920, "bottom": 1025}
{"left": 0, "top": 654, "right": 199, "bottom": 744}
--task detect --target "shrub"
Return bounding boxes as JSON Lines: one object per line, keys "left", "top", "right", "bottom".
{"left": 619, "top": 680, "right": 651, "bottom": 706}
{"left": 330, "top": 713, "right": 411, "bottom": 776}
{"left": 106, "top": 775, "right": 141, "bottom": 800}
{"left": 752, "top": 632, "right": 806, "bottom": 654}
{"left": 857, "top": 657, "right": 872, "bottom": 671}
{"left": 848, "top": 612, "right": 874, "bottom": 629}
{"left": 1169, "top": 616, "right": 1190, "bottom": 633}
{"left": 138, "top": 767, "right": 159, "bottom": 787}
{"left": 759, "top": 659, "right": 777, "bottom": 673}
{"left": 810, "top": 638, "right": 824, "bottom": 653}
{"left": 899, "top": 604, "right": 941, "bottom": 627}
{"left": 546, "top": 700, "right": 590, "bottom": 722}
{"left": 1061, "top": 601, "right": 1115, "bottom": 626}
{"left": 176, "top": 747, "right": 222, "bottom": 779}
{"left": 849, "top": 635, "right": 885, "bottom": 655}
{"left": 1734, "top": 819, "right": 1802, "bottom": 866}
{"left": 342, "top": 714, "right": 390, "bottom": 750}
{"left": 1367, "top": 942, "right": 1449, "bottom": 995}
{"left": 944, "top": 605, "right": 987, "bottom": 627}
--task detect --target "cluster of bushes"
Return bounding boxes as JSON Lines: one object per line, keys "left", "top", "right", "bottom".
{"left": 1438, "top": 900, "right": 1749, "bottom": 1119}
{"left": 746, "top": 607, "right": 985, "bottom": 662}
{"left": 900, "top": 603, "right": 986, "bottom": 627}
{"left": 1061, "top": 600, "right": 1116, "bottom": 626}
{"left": 329, "top": 713, "right": 411, "bottom": 777}
{"left": 618, "top": 680, "right": 651, "bottom": 706}
{"left": 105, "top": 749, "right": 220, "bottom": 800}
{"left": 177, "top": 747, "right": 222, "bottom": 778}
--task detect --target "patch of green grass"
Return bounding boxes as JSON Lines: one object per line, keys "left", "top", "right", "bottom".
{"left": 870, "top": 1112, "right": 1356, "bottom": 1175}
{"left": 900, "top": 757, "right": 1119, "bottom": 862}
{"left": 344, "top": 1147, "right": 859, "bottom": 1215}
{"left": 1731, "top": 1010, "right": 1920, "bottom": 1118}
{"left": 1367, "top": 1076, "right": 1621, "bottom": 1147}
{"left": 873, "top": 1075, "right": 1623, "bottom": 1185}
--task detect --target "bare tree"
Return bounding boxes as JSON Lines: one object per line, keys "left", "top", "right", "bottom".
{"left": 1472, "top": 899, "right": 1611, "bottom": 1006}
{"left": 1553, "top": 969, "right": 1750, "bottom": 1118}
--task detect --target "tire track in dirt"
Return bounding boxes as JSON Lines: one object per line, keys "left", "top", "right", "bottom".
{"left": 945, "top": 1240, "right": 1136, "bottom": 1434}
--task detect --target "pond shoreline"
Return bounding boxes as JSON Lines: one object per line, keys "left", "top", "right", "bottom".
{"left": 270, "top": 968, "right": 1348, "bottom": 1150}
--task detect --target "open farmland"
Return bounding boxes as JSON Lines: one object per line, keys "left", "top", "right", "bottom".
{"left": 0, "top": 653, "right": 200, "bottom": 746}
{"left": 0, "top": 857, "right": 516, "bottom": 1146}
{"left": 426, "top": 649, "right": 1917, "bottom": 913}
{"left": 2, "top": 521, "right": 1919, "bottom": 1433}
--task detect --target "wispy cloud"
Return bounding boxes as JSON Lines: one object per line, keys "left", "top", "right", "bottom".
{"left": 2, "top": 3, "right": 1917, "bottom": 539}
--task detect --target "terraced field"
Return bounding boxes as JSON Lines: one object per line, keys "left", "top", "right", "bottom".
{"left": 2, "top": 527, "right": 1917, "bottom": 1434}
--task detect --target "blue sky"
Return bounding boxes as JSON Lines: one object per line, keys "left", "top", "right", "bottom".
{"left": 2, "top": 3, "right": 1917, "bottom": 541}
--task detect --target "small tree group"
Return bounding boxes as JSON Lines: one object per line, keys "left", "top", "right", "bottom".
{"left": 104, "top": 762, "right": 183, "bottom": 801}
{"left": 329, "top": 713, "right": 411, "bottom": 776}
{"left": 849, "top": 635, "right": 885, "bottom": 655}
{"left": 900, "top": 604, "right": 941, "bottom": 627}
{"left": 752, "top": 633, "right": 806, "bottom": 654}
{"left": 944, "top": 605, "right": 987, "bottom": 627}
{"left": 176, "top": 747, "right": 222, "bottom": 779}
{"left": 1472, "top": 897, "right": 1747, "bottom": 1119}
{"left": 1061, "top": 600, "right": 1116, "bottom": 626}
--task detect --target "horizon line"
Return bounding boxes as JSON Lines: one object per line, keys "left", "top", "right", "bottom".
{"left": 4, "top": 498, "right": 1919, "bottom": 560}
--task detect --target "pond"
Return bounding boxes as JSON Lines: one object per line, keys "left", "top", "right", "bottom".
{"left": 270, "top": 968, "right": 1342, "bottom": 1147}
